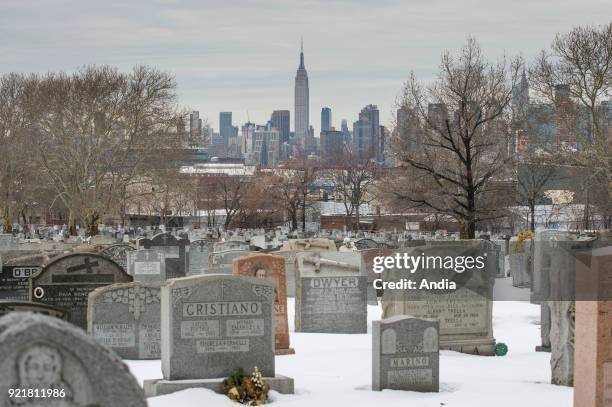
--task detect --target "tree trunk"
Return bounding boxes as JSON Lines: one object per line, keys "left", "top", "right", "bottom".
{"left": 3, "top": 213, "right": 12, "bottom": 233}
{"left": 291, "top": 209, "right": 297, "bottom": 231}
{"left": 68, "top": 210, "right": 77, "bottom": 236}
{"left": 86, "top": 212, "right": 100, "bottom": 236}
{"left": 301, "top": 195, "right": 307, "bottom": 232}
{"left": 530, "top": 203, "right": 536, "bottom": 233}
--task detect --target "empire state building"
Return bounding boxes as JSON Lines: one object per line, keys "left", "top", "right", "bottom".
{"left": 294, "top": 40, "right": 309, "bottom": 150}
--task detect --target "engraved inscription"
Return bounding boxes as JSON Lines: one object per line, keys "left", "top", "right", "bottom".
{"left": 390, "top": 356, "right": 430, "bottom": 368}
{"left": 387, "top": 369, "right": 433, "bottom": 386}
{"left": 196, "top": 339, "right": 250, "bottom": 353}
{"left": 183, "top": 301, "right": 262, "bottom": 317}
{"left": 134, "top": 262, "right": 161, "bottom": 275}
{"left": 139, "top": 323, "right": 161, "bottom": 358}
{"left": 227, "top": 319, "right": 264, "bottom": 337}
{"left": 93, "top": 323, "right": 136, "bottom": 347}
{"left": 180, "top": 320, "right": 220, "bottom": 338}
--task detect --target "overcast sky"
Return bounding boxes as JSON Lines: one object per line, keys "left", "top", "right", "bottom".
{"left": 2, "top": 0, "right": 611, "bottom": 133}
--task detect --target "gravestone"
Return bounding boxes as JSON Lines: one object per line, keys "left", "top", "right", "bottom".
{"left": 295, "top": 252, "right": 367, "bottom": 333}
{"left": 189, "top": 239, "right": 214, "bottom": 275}
{"left": 208, "top": 249, "right": 254, "bottom": 274}
{"left": 0, "top": 234, "right": 18, "bottom": 251}
{"left": 0, "top": 312, "right": 147, "bottom": 406}
{"left": 0, "top": 264, "right": 41, "bottom": 301}
{"left": 250, "top": 235, "right": 266, "bottom": 250}
{"left": 30, "top": 253, "right": 132, "bottom": 330}
{"left": 213, "top": 240, "right": 249, "bottom": 252}
{"left": 381, "top": 240, "right": 497, "bottom": 355}
{"left": 99, "top": 244, "right": 135, "bottom": 271}
{"left": 531, "top": 230, "right": 575, "bottom": 352}
{"left": 137, "top": 233, "right": 189, "bottom": 279}
{"left": 274, "top": 250, "right": 298, "bottom": 297}
{"left": 160, "top": 274, "right": 275, "bottom": 379}
{"left": 491, "top": 240, "right": 505, "bottom": 278}
{"left": 144, "top": 274, "right": 294, "bottom": 397}
{"left": 548, "top": 236, "right": 597, "bottom": 386}
{"left": 0, "top": 300, "right": 69, "bottom": 320}
{"left": 509, "top": 237, "right": 532, "bottom": 288}
{"left": 90, "top": 234, "right": 117, "bottom": 246}
{"left": 355, "top": 238, "right": 380, "bottom": 250}
{"left": 233, "top": 253, "right": 294, "bottom": 355}
{"left": 88, "top": 282, "right": 161, "bottom": 360}
{"left": 361, "top": 248, "right": 395, "bottom": 304}
{"left": 281, "top": 238, "right": 337, "bottom": 252}
{"left": 372, "top": 315, "right": 439, "bottom": 392}
{"left": 574, "top": 245, "right": 612, "bottom": 407}
{"left": 127, "top": 249, "right": 166, "bottom": 283}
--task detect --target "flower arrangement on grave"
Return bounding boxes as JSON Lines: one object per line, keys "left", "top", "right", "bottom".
{"left": 223, "top": 367, "right": 270, "bottom": 405}
{"left": 512, "top": 230, "right": 535, "bottom": 253}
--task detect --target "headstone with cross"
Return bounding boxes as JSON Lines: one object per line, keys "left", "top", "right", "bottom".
{"left": 137, "top": 233, "right": 189, "bottom": 280}
{"left": 30, "top": 253, "right": 132, "bottom": 330}
{"left": 88, "top": 282, "right": 161, "bottom": 359}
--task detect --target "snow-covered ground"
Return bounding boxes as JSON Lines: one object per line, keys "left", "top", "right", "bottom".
{"left": 128, "top": 278, "right": 573, "bottom": 407}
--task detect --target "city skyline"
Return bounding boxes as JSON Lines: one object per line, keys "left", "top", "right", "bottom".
{"left": 2, "top": 0, "right": 612, "bottom": 131}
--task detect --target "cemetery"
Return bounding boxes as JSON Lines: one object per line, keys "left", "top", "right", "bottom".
{"left": 0, "top": 225, "right": 609, "bottom": 407}
{"left": 1, "top": 3, "right": 612, "bottom": 404}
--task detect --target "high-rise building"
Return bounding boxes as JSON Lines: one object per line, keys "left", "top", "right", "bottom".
{"left": 253, "top": 125, "right": 280, "bottom": 167}
{"left": 271, "top": 110, "right": 291, "bottom": 144}
{"left": 189, "top": 111, "right": 203, "bottom": 147}
{"left": 220, "top": 112, "right": 233, "bottom": 147}
{"left": 396, "top": 107, "right": 423, "bottom": 153}
{"left": 352, "top": 105, "right": 380, "bottom": 160}
{"left": 321, "top": 130, "right": 346, "bottom": 163}
{"left": 321, "top": 107, "right": 331, "bottom": 133}
{"left": 294, "top": 39, "right": 309, "bottom": 151}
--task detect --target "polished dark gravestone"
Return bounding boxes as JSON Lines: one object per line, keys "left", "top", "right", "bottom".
{"left": 0, "top": 264, "right": 41, "bottom": 301}
{"left": 30, "top": 253, "right": 132, "bottom": 330}
{"left": 137, "top": 233, "right": 189, "bottom": 280}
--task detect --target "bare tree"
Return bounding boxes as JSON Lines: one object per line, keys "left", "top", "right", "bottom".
{"left": 530, "top": 23, "right": 612, "bottom": 228}
{"left": 332, "top": 151, "right": 377, "bottom": 230}
{"left": 390, "top": 38, "right": 521, "bottom": 238}
{"left": 31, "top": 65, "right": 184, "bottom": 235}
{"left": 216, "top": 175, "right": 248, "bottom": 229}
{"left": 0, "top": 74, "right": 40, "bottom": 232}
{"left": 268, "top": 158, "right": 318, "bottom": 231}
{"left": 516, "top": 155, "right": 559, "bottom": 232}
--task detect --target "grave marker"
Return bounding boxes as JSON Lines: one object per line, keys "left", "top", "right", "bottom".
{"left": 372, "top": 315, "right": 439, "bottom": 392}
{"left": 30, "top": 253, "right": 132, "bottom": 330}
{"left": 88, "top": 282, "right": 161, "bottom": 359}
{"left": 233, "top": 253, "right": 294, "bottom": 355}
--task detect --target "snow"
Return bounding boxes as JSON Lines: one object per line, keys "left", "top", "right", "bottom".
{"left": 128, "top": 278, "right": 573, "bottom": 407}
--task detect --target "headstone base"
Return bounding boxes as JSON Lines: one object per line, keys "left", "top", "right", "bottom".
{"left": 441, "top": 338, "right": 496, "bottom": 356}
{"left": 143, "top": 375, "right": 295, "bottom": 397}
{"left": 275, "top": 348, "right": 295, "bottom": 355}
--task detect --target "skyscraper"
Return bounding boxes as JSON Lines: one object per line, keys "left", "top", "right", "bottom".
{"left": 220, "top": 112, "right": 233, "bottom": 147}
{"left": 294, "top": 39, "right": 309, "bottom": 151}
{"left": 352, "top": 105, "right": 380, "bottom": 160}
{"left": 189, "top": 111, "right": 203, "bottom": 147}
{"left": 271, "top": 110, "right": 291, "bottom": 144}
{"left": 321, "top": 107, "right": 331, "bottom": 133}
